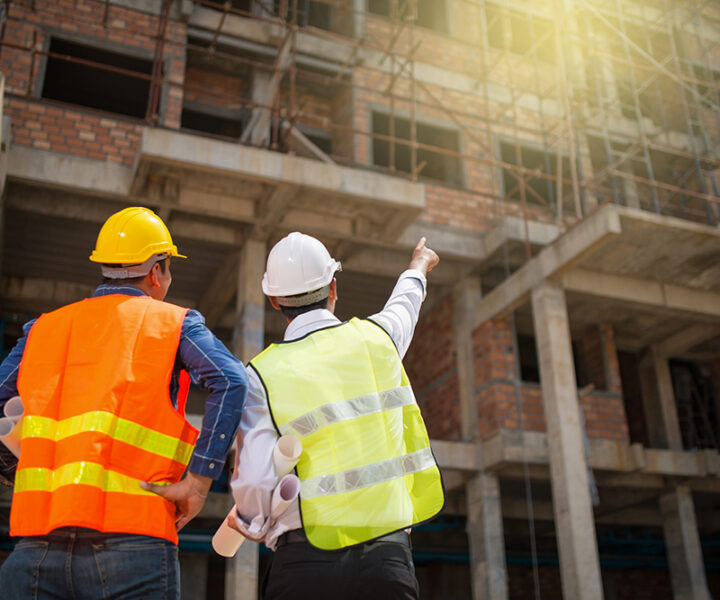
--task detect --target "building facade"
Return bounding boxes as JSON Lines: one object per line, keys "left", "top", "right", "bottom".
{"left": 0, "top": 0, "right": 719, "bottom": 598}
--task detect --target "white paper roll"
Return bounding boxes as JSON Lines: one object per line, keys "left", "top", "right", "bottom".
{"left": 273, "top": 435, "right": 302, "bottom": 477}
{"left": 0, "top": 416, "right": 21, "bottom": 458}
{"left": 3, "top": 396, "right": 23, "bottom": 424}
{"left": 270, "top": 474, "right": 300, "bottom": 520}
{"left": 212, "top": 506, "right": 246, "bottom": 557}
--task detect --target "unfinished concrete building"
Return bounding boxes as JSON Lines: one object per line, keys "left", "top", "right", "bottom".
{"left": 0, "top": 0, "right": 720, "bottom": 598}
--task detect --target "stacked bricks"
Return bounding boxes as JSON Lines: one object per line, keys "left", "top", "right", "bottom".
{"left": 404, "top": 297, "right": 461, "bottom": 441}
{"left": 473, "top": 317, "right": 521, "bottom": 435}
{"left": 2, "top": 0, "right": 186, "bottom": 161}
{"left": 470, "top": 319, "right": 629, "bottom": 440}
{"left": 408, "top": 299, "right": 631, "bottom": 441}
{"left": 7, "top": 96, "right": 142, "bottom": 166}
{"left": 578, "top": 324, "right": 629, "bottom": 442}
{"left": 185, "top": 67, "right": 251, "bottom": 111}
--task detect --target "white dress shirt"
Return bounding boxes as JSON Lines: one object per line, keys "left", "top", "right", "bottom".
{"left": 231, "top": 269, "right": 428, "bottom": 550}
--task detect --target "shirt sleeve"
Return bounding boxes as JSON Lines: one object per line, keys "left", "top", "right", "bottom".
{"left": 178, "top": 309, "right": 248, "bottom": 478}
{"left": 230, "top": 365, "right": 279, "bottom": 536}
{"left": 368, "top": 269, "right": 427, "bottom": 358}
{"left": 0, "top": 319, "right": 36, "bottom": 407}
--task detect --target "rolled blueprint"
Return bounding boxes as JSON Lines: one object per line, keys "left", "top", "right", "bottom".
{"left": 3, "top": 396, "right": 23, "bottom": 423}
{"left": 0, "top": 417, "right": 21, "bottom": 458}
{"left": 270, "top": 474, "right": 300, "bottom": 520}
{"left": 212, "top": 506, "right": 246, "bottom": 557}
{"left": 273, "top": 435, "right": 302, "bottom": 477}
{"left": 213, "top": 436, "right": 303, "bottom": 557}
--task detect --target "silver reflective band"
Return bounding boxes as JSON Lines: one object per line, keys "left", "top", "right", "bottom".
{"left": 101, "top": 253, "right": 168, "bottom": 279}
{"left": 279, "top": 386, "right": 416, "bottom": 439}
{"left": 300, "top": 447, "right": 436, "bottom": 499}
{"left": 277, "top": 284, "right": 331, "bottom": 307}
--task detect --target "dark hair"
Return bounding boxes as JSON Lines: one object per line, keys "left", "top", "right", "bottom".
{"left": 279, "top": 296, "right": 329, "bottom": 319}
{"left": 101, "top": 258, "right": 168, "bottom": 286}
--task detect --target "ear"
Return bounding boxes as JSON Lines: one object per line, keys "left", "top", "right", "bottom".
{"left": 329, "top": 278, "right": 337, "bottom": 302}
{"left": 146, "top": 262, "right": 161, "bottom": 289}
{"left": 268, "top": 296, "right": 281, "bottom": 311}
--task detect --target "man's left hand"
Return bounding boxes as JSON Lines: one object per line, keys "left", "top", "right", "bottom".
{"left": 141, "top": 471, "right": 213, "bottom": 531}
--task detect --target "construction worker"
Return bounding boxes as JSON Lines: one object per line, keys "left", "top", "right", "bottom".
{"left": 228, "top": 232, "right": 445, "bottom": 600}
{"left": 0, "top": 207, "right": 247, "bottom": 599}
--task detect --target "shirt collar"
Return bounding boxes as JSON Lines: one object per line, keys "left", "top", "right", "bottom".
{"left": 93, "top": 284, "right": 148, "bottom": 298}
{"left": 284, "top": 309, "right": 341, "bottom": 341}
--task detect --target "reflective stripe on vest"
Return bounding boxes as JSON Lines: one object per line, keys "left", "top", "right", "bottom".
{"left": 15, "top": 462, "right": 169, "bottom": 495}
{"left": 22, "top": 412, "right": 194, "bottom": 465}
{"left": 251, "top": 318, "right": 444, "bottom": 550}
{"left": 13, "top": 295, "right": 198, "bottom": 543}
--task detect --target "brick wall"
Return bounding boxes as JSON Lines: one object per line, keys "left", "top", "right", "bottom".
{"left": 2, "top": 0, "right": 185, "bottom": 161}
{"left": 405, "top": 296, "right": 461, "bottom": 441}
{"left": 408, "top": 301, "right": 631, "bottom": 442}
{"left": 7, "top": 96, "right": 142, "bottom": 166}
{"left": 472, "top": 319, "right": 629, "bottom": 441}
{"left": 184, "top": 67, "right": 250, "bottom": 110}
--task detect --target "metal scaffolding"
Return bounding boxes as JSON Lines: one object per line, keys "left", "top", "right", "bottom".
{"left": 1, "top": 0, "right": 719, "bottom": 233}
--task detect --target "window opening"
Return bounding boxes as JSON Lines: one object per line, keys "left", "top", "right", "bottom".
{"left": 42, "top": 38, "right": 153, "bottom": 119}
{"left": 499, "top": 141, "right": 571, "bottom": 209}
{"left": 372, "top": 112, "right": 462, "bottom": 185}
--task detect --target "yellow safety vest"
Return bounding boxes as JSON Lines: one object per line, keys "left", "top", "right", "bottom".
{"left": 250, "top": 318, "right": 444, "bottom": 550}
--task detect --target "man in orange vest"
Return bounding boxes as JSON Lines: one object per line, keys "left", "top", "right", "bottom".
{"left": 0, "top": 207, "right": 248, "bottom": 599}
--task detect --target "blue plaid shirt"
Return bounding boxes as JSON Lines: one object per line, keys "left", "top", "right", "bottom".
{"left": 0, "top": 285, "right": 247, "bottom": 478}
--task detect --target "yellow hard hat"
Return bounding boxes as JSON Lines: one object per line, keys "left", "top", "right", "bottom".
{"left": 89, "top": 207, "right": 186, "bottom": 264}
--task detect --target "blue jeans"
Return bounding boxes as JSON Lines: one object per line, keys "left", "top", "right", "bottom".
{"left": 0, "top": 527, "right": 179, "bottom": 600}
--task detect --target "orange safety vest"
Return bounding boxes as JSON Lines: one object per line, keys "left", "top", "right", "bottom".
{"left": 11, "top": 294, "right": 199, "bottom": 544}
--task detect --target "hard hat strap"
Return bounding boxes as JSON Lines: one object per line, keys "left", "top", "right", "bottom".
{"left": 101, "top": 253, "right": 169, "bottom": 279}
{"left": 277, "top": 284, "right": 331, "bottom": 307}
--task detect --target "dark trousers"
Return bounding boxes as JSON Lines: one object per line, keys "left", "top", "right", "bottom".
{"left": 263, "top": 531, "right": 419, "bottom": 600}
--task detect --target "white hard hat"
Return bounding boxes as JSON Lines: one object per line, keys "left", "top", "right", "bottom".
{"left": 262, "top": 232, "right": 341, "bottom": 300}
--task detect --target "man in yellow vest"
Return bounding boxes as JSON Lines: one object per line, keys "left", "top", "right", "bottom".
{"left": 228, "top": 232, "right": 444, "bottom": 600}
{"left": 0, "top": 207, "right": 247, "bottom": 600}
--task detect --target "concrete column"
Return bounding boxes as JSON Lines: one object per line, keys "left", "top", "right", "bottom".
{"left": 226, "top": 238, "right": 267, "bottom": 600}
{"left": 231, "top": 239, "right": 267, "bottom": 363}
{"left": 466, "top": 473, "right": 508, "bottom": 600}
{"left": 454, "top": 278, "right": 508, "bottom": 600}
{"left": 531, "top": 281, "right": 603, "bottom": 600}
{"left": 638, "top": 346, "right": 683, "bottom": 450}
{"left": 452, "top": 277, "right": 482, "bottom": 442}
{"left": 660, "top": 486, "right": 711, "bottom": 600}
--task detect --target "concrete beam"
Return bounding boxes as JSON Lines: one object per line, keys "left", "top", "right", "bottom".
{"left": 340, "top": 245, "right": 472, "bottom": 284}
{"left": 1, "top": 276, "right": 95, "bottom": 311}
{"left": 532, "top": 281, "right": 603, "bottom": 600}
{"left": 660, "top": 486, "right": 712, "bottom": 600}
{"left": 474, "top": 204, "right": 622, "bottom": 328}
{"left": 482, "top": 217, "right": 560, "bottom": 259}
{"left": 7, "top": 146, "right": 133, "bottom": 196}
{"left": 5, "top": 181, "right": 244, "bottom": 245}
{"left": 562, "top": 269, "right": 720, "bottom": 320}
{"left": 430, "top": 439, "right": 478, "bottom": 471}
{"left": 138, "top": 128, "right": 425, "bottom": 212}
{"left": 1, "top": 275, "right": 195, "bottom": 314}
{"left": 653, "top": 324, "right": 720, "bottom": 358}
